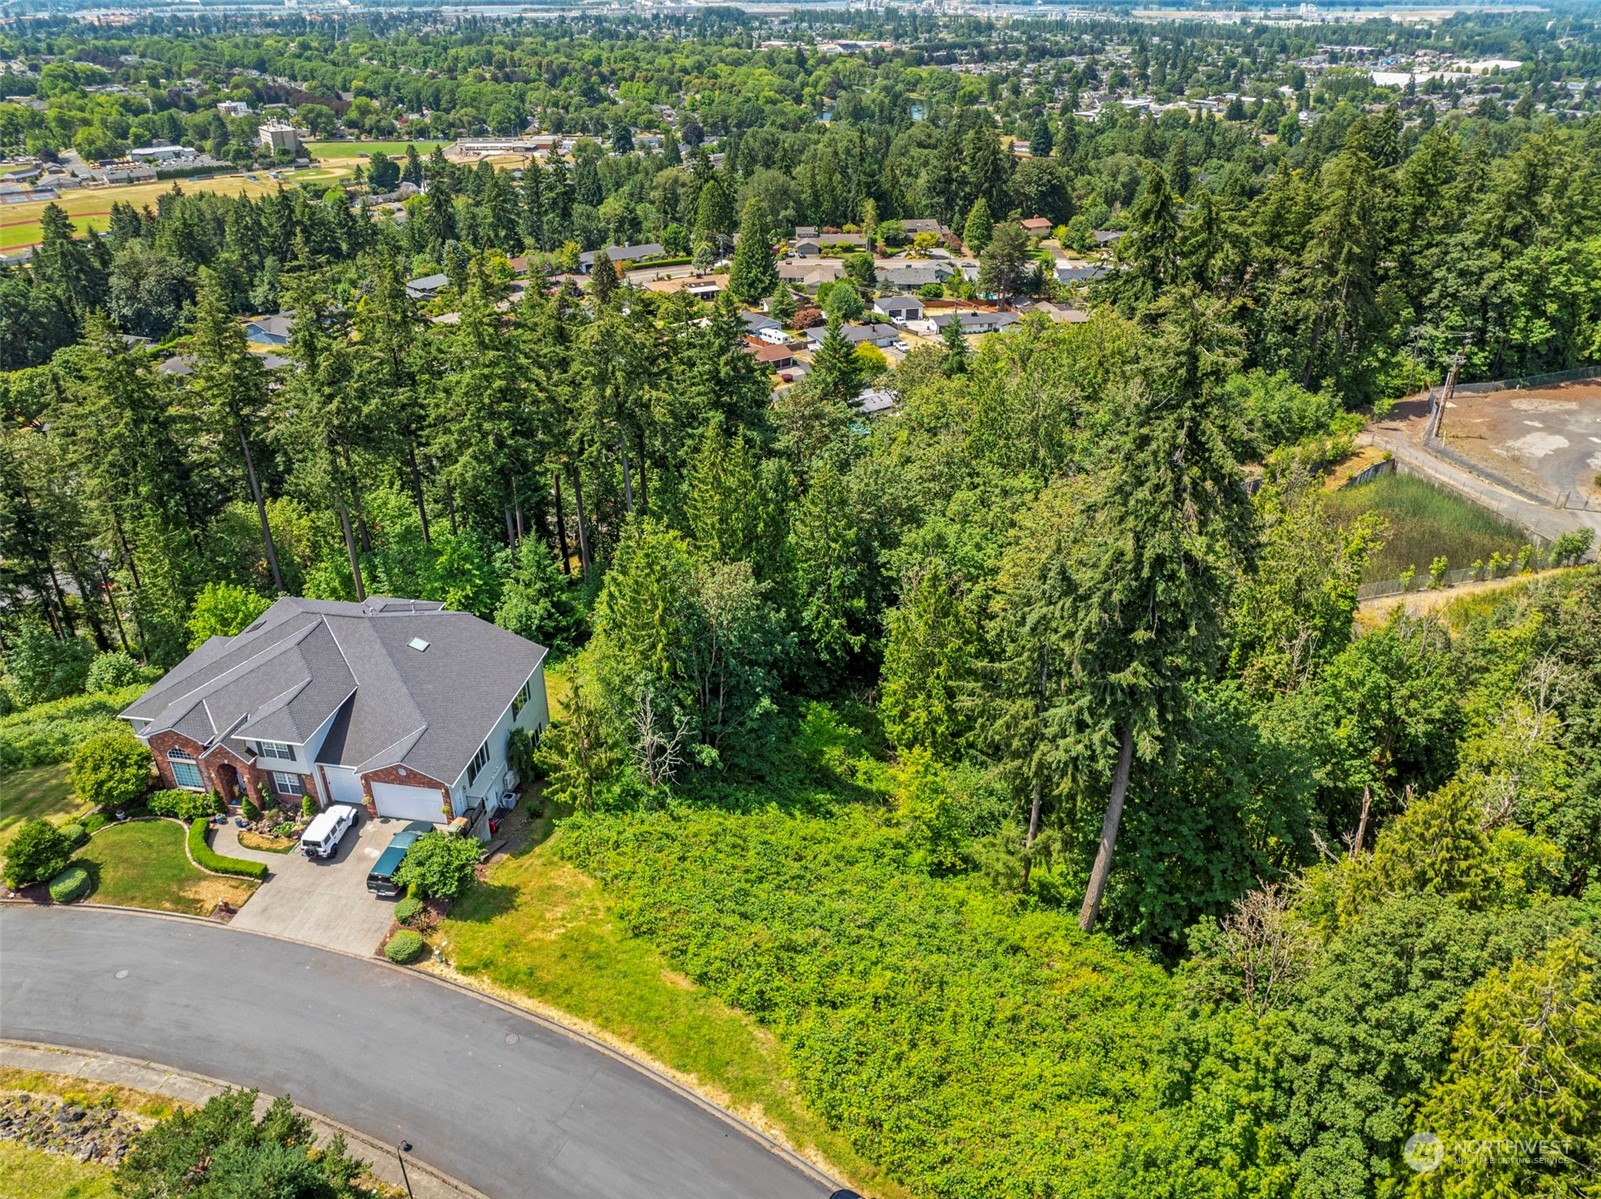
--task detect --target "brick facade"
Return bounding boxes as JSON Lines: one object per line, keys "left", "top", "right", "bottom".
{"left": 360, "top": 763, "right": 452, "bottom": 821}
{"left": 145, "top": 730, "right": 270, "bottom": 807}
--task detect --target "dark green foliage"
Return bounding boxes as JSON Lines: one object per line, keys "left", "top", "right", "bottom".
{"left": 69, "top": 727, "right": 152, "bottom": 811}
{"left": 494, "top": 538, "right": 582, "bottom": 653}
{"left": 115, "top": 1087, "right": 368, "bottom": 1199}
{"left": 394, "top": 895, "right": 425, "bottom": 926}
{"left": 393, "top": 831, "right": 480, "bottom": 900}
{"left": 48, "top": 863, "right": 91, "bottom": 903}
{"left": 186, "top": 819, "right": 269, "bottom": 880}
{"left": 57, "top": 822, "right": 87, "bottom": 849}
{"left": 149, "top": 789, "right": 219, "bottom": 821}
{"left": 85, "top": 651, "right": 142, "bottom": 693}
{"left": 559, "top": 807, "right": 1171, "bottom": 1199}
{"left": 240, "top": 795, "right": 261, "bottom": 822}
{"left": 385, "top": 928, "right": 427, "bottom": 963}
{"left": 728, "top": 197, "right": 778, "bottom": 303}
{"left": 2, "top": 624, "right": 92, "bottom": 707}
{"left": 4, "top": 819, "right": 70, "bottom": 888}
{"left": 1276, "top": 896, "right": 1555, "bottom": 1199}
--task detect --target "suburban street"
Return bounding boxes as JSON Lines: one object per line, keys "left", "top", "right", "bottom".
{"left": 0, "top": 907, "right": 834, "bottom": 1199}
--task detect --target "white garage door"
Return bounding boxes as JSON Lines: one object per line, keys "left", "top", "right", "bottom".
{"left": 370, "top": 781, "right": 445, "bottom": 823}
{"left": 324, "top": 766, "right": 365, "bottom": 806}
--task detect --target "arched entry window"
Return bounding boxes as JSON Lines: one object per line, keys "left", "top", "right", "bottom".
{"left": 167, "top": 748, "right": 204, "bottom": 790}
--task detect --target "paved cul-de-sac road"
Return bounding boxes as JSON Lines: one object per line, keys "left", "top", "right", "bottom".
{"left": 0, "top": 907, "right": 833, "bottom": 1199}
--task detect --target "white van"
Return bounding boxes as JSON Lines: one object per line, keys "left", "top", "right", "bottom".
{"left": 300, "top": 804, "right": 360, "bottom": 860}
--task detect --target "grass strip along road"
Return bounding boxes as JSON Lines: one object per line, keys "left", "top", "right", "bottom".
{"left": 0, "top": 906, "right": 834, "bottom": 1199}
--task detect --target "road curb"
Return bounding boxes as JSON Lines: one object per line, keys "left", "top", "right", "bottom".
{"left": 0, "top": 1039, "right": 489, "bottom": 1199}
{"left": 0, "top": 903, "right": 847, "bottom": 1195}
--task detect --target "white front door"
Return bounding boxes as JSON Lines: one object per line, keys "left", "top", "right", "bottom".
{"left": 370, "top": 781, "right": 445, "bottom": 823}
{"left": 324, "top": 765, "right": 365, "bottom": 806}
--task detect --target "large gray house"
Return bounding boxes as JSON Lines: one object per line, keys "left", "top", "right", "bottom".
{"left": 121, "top": 597, "right": 548, "bottom": 825}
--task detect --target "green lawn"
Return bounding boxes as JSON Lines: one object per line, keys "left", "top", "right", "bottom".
{"left": 0, "top": 763, "right": 90, "bottom": 859}
{"left": 1323, "top": 472, "right": 1531, "bottom": 583}
{"left": 0, "top": 1142, "right": 113, "bottom": 1199}
{"left": 74, "top": 820, "right": 257, "bottom": 915}
{"left": 437, "top": 811, "right": 905, "bottom": 1199}
{"left": 306, "top": 139, "right": 448, "bottom": 159}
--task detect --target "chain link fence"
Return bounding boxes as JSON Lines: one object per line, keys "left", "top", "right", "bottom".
{"left": 1357, "top": 549, "right": 1587, "bottom": 602}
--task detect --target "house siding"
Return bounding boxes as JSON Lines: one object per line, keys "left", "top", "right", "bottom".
{"left": 447, "top": 663, "right": 550, "bottom": 815}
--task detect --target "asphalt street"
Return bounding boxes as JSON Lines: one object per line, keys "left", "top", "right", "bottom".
{"left": 0, "top": 907, "right": 834, "bottom": 1199}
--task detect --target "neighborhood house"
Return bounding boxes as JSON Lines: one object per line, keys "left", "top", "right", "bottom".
{"left": 121, "top": 597, "right": 549, "bottom": 827}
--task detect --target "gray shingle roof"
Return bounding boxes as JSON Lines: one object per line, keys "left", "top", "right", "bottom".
{"left": 122, "top": 597, "right": 546, "bottom": 787}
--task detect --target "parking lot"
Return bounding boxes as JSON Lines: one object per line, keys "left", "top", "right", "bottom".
{"left": 223, "top": 811, "right": 408, "bottom": 957}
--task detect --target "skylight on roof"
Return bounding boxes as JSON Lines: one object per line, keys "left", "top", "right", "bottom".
{"left": 408, "top": 637, "right": 430, "bottom": 652}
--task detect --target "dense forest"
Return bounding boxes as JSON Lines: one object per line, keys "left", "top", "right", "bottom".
{"left": 2, "top": 10, "right": 1600, "bottom": 1199}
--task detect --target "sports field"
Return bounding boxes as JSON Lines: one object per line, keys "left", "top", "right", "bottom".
{"left": 304, "top": 138, "right": 448, "bottom": 159}
{"left": 0, "top": 163, "right": 354, "bottom": 252}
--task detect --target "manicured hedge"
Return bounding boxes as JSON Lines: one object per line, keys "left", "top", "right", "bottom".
{"left": 394, "top": 895, "right": 425, "bottom": 926}
{"left": 384, "top": 929, "right": 426, "bottom": 964}
{"left": 58, "top": 823, "right": 88, "bottom": 850}
{"left": 186, "top": 820, "right": 268, "bottom": 881}
{"left": 48, "top": 864, "right": 92, "bottom": 903}
{"left": 150, "top": 790, "right": 219, "bottom": 821}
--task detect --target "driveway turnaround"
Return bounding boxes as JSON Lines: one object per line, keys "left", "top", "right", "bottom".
{"left": 223, "top": 812, "right": 399, "bottom": 956}
{"left": 0, "top": 907, "right": 833, "bottom": 1199}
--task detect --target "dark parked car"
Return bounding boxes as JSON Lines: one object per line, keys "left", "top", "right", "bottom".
{"left": 367, "top": 821, "right": 434, "bottom": 896}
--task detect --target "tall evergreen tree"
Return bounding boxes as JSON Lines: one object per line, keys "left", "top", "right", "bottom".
{"left": 809, "top": 316, "right": 865, "bottom": 409}
{"left": 186, "top": 270, "right": 285, "bottom": 593}
{"left": 729, "top": 198, "right": 779, "bottom": 304}
{"left": 1068, "top": 287, "right": 1258, "bottom": 932}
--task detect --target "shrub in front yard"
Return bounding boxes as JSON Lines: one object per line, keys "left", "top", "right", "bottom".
{"left": 393, "top": 831, "right": 481, "bottom": 901}
{"left": 48, "top": 865, "right": 92, "bottom": 903}
{"left": 58, "top": 823, "right": 88, "bottom": 850}
{"left": 185, "top": 820, "right": 268, "bottom": 881}
{"left": 394, "top": 895, "right": 425, "bottom": 926}
{"left": 148, "top": 790, "right": 216, "bottom": 821}
{"left": 4, "top": 820, "right": 70, "bottom": 889}
{"left": 70, "top": 728, "right": 153, "bottom": 812}
{"left": 301, "top": 796, "right": 317, "bottom": 819}
{"left": 384, "top": 929, "right": 426, "bottom": 964}
{"left": 241, "top": 796, "right": 261, "bottom": 822}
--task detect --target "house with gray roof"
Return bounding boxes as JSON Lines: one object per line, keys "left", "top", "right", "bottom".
{"left": 405, "top": 273, "right": 449, "bottom": 299}
{"left": 923, "top": 310, "right": 1021, "bottom": 336}
{"left": 577, "top": 243, "right": 665, "bottom": 273}
{"left": 803, "top": 322, "right": 900, "bottom": 349}
{"left": 122, "top": 596, "right": 548, "bottom": 826}
{"left": 875, "top": 262, "right": 953, "bottom": 290}
{"left": 873, "top": 294, "right": 925, "bottom": 322}
{"left": 245, "top": 313, "right": 295, "bottom": 345}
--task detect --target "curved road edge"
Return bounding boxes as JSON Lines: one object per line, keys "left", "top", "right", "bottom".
{"left": 3, "top": 900, "right": 845, "bottom": 1194}
{"left": 0, "top": 1039, "right": 489, "bottom": 1199}
{"left": 1, "top": 904, "right": 847, "bottom": 1199}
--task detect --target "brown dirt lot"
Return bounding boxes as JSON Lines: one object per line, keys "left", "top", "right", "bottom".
{"left": 1431, "top": 380, "right": 1601, "bottom": 506}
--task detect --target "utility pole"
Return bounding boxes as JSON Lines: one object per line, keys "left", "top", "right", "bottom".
{"left": 1429, "top": 334, "right": 1470, "bottom": 441}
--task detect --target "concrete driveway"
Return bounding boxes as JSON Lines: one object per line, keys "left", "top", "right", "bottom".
{"left": 224, "top": 811, "right": 404, "bottom": 956}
